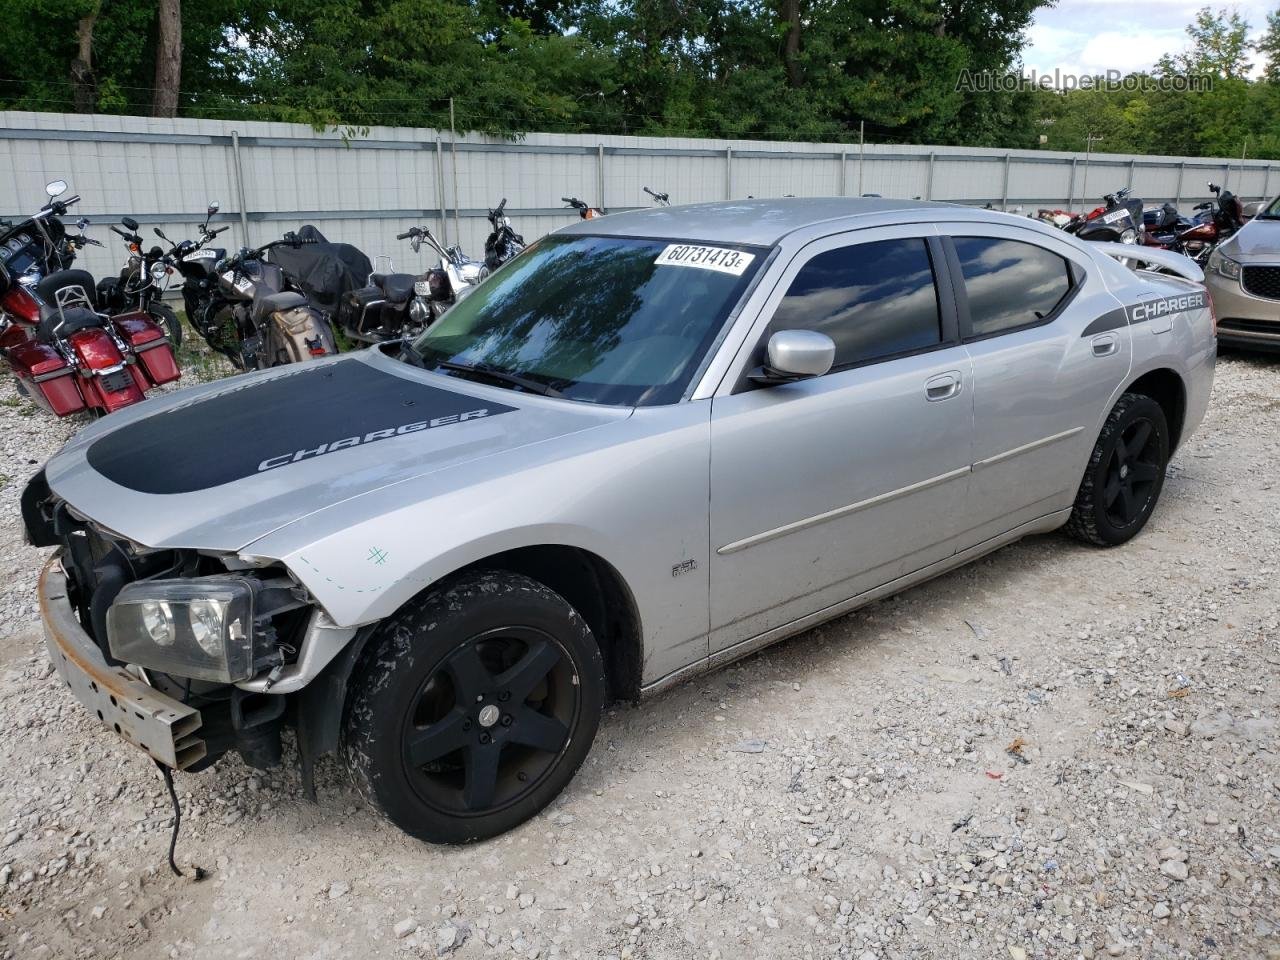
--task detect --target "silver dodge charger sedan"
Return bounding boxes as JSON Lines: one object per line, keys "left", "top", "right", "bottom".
{"left": 1206, "top": 194, "right": 1280, "bottom": 351}
{"left": 26, "top": 198, "right": 1215, "bottom": 843}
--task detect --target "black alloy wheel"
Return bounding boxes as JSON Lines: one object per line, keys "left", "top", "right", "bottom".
{"left": 1066, "top": 392, "right": 1170, "bottom": 546}
{"left": 403, "top": 625, "right": 580, "bottom": 815}
{"left": 344, "top": 570, "right": 605, "bottom": 843}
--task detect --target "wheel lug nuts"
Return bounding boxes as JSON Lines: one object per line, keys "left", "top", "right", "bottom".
{"left": 501, "top": 715, "right": 513, "bottom": 726}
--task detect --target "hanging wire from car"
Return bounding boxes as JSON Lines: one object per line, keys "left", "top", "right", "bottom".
{"left": 156, "top": 760, "right": 206, "bottom": 881}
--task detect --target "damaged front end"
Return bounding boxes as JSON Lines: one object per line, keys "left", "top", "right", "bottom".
{"left": 24, "top": 468, "right": 345, "bottom": 777}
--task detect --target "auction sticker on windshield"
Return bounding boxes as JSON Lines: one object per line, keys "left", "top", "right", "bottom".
{"left": 655, "top": 244, "right": 755, "bottom": 276}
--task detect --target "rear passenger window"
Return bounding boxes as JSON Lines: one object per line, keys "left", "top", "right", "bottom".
{"left": 953, "top": 237, "right": 1073, "bottom": 337}
{"left": 772, "top": 239, "right": 942, "bottom": 368}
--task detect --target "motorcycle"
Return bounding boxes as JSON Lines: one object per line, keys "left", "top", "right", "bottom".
{"left": 335, "top": 224, "right": 482, "bottom": 346}
{"left": 1064, "top": 187, "right": 1143, "bottom": 243}
{"left": 483, "top": 198, "right": 525, "bottom": 272}
{"left": 564, "top": 196, "right": 606, "bottom": 219}
{"left": 644, "top": 187, "right": 671, "bottom": 207}
{"left": 94, "top": 213, "right": 224, "bottom": 349}
{"left": 189, "top": 231, "right": 339, "bottom": 369}
{"left": 0, "top": 181, "right": 181, "bottom": 417}
{"left": 1142, "top": 183, "right": 1244, "bottom": 264}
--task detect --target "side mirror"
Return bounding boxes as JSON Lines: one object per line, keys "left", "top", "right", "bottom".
{"left": 756, "top": 330, "right": 835, "bottom": 383}
{"left": 154, "top": 227, "right": 169, "bottom": 241}
{"left": 122, "top": 217, "right": 139, "bottom": 231}
{"left": 45, "top": 180, "right": 67, "bottom": 198}
{"left": 208, "top": 201, "right": 220, "bottom": 217}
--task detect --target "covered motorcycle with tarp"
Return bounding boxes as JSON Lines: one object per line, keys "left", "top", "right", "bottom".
{"left": 269, "top": 225, "right": 373, "bottom": 315}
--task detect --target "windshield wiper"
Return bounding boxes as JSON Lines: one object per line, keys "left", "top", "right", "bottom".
{"left": 398, "top": 340, "right": 426, "bottom": 367}
{"left": 435, "top": 360, "right": 563, "bottom": 398}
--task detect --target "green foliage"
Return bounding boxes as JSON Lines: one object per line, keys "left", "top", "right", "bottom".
{"left": 1, "top": 0, "right": 1279, "bottom": 161}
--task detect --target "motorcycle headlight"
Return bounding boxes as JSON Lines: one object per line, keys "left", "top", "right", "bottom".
{"left": 149, "top": 261, "right": 171, "bottom": 281}
{"left": 1207, "top": 249, "right": 1240, "bottom": 280}
{"left": 1120, "top": 228, "right": 1137, "bottom": 244}
{"left": 106, "top": 577, "right": 256, "bottom": 683}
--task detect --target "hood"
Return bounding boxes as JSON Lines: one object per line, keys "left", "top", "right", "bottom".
{"left": 45, "top": 351, "right": 629, "bottom": 552}
{"left": 1223, "top": 219, "right": 1280, "bottom": 261}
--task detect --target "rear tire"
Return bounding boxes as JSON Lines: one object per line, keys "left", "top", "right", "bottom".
{"left": 149, "top": 302, "right": 182, "bottom": 349}
{"left": 343, "top": 570, "right": 605, "bottom": 843}
{"left": 1065, "top": 393, "right": 1169, "bottom": 546}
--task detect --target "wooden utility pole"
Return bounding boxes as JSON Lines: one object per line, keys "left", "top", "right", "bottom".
{"left": 152, "top": 0, "right": 182, "bottom": 118}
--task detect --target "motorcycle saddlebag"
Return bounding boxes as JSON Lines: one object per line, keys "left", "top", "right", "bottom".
{"left": 7, "top": 340, "right": 85, "bottom": 416}
{"left": 67, "top": 327, "right": 145, "bottom": 413}
{"left": 113, "top": 311, "right": 181, "bottom": 386}
{"left": 339, "top": 284, "right": 387, "bottom": 335}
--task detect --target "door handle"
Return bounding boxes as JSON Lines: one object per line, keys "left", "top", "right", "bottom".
{"left": 1091, "top": 333, "right": 1119, "bottom": 357}
{"left": 925, "top": 371, "right": 962, "bottom": 402}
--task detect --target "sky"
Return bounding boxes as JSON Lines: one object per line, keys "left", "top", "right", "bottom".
{"left": 1022, "top": 0, "right": 1274, "bottom": 80}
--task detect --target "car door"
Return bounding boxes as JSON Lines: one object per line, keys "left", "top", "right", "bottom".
{"left": 939, "top": 225, "right": 1132, "bottom": 547}
{"left": 707, "top": 227, "right": 974, "bottom": 656}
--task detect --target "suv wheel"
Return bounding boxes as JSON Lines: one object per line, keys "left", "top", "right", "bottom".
{"left": 1065, "top": 392, "right": 1170, "bottom": 546}
{"left": 343, "top": 570, "right": 605, "bottom": 843}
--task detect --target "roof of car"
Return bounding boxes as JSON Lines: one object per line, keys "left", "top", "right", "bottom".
{"left": 557, "top": 197, "right": 954, "bottom": 246}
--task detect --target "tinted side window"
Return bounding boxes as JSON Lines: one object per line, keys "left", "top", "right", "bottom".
{"left": 953, "top": 237, "right": 1073, "bottom": 337}
{"left": 772, "top": 239, "right": 942, "bottom": 368}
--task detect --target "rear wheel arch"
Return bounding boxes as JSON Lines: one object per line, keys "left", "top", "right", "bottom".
{"left": 1122, "top": 367, "right": 1187, "bottom": 451}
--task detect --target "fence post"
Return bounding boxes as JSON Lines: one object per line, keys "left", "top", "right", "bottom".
{"left": 725, "top": 146, "right": 733, "bottom": 200}
{"left": 857, "top": 121, "right": 865, "bottom": 195}
{"left": 1128, "top": 158, "right": 1136, "bottom": 191}
{"left": 1067, "top": 157, "right": 1077, "bottom": 209}
{"left": 597, "top": 144, "right": 605, "bottom": 210}
{"left": 1175, "top": 161, "right": 1184, "bottom": 207}
{"left": 435, "top": 138, "right": 449, "bottom": 245}
{"left": 1002, "top": 153, "right": 1011, "bottom": 209}
{"left": 1264, "top": 166, "right": 1272, "bottom": 200}
{"left": 230, "top": 130, "right": 250, "bottom": 244}
{"left": 839, "top": 149, "right": 847, "bottom": 196}
{"left": 926, "top": 152, "right": 935, "bottom": 201}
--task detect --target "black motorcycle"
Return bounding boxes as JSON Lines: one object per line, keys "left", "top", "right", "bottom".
{"left": 483, "top": 198, "right": 524, "bottom": 272}
{"left": 1065, "top": 187, "right": 1144, "bottom": 243}
{"left": 95, "top": 212, "right": 229, "bottom": 348}
{"left": 184, "top": 224, "right": 338, "bottom": 369}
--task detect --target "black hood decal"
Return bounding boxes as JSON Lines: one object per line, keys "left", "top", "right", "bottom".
{"left": 87, "top": 360, "right": 516, "bottom": 495}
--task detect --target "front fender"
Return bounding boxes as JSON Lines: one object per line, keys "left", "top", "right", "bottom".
{"left": 245, "top": 401, "right": 715, "bottom": 687}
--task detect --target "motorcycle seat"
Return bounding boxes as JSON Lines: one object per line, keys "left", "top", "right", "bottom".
{"left": 37, "top": 269, "right": 97, "bottom": 309}
{"left": 252, "top": 290, "right": 307, "bottom": 323}
{"left": 371, "top": 272, "right": 418, "bottom": 304}
{"left": 38, "top": 303, "right": 103, "bottom": 341}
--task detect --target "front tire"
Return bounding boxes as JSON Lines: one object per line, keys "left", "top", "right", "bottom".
{"left": 343, "top": 570, "right": 605, "bottom": 843}
{"left": 1066, "top": 392, "right": 1170, "bottom": 546}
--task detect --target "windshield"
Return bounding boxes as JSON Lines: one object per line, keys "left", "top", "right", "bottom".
{"left": 409, "top": 234, "right": 766, "bottom": 405}
{"left": 1260, "top": 196, "right": 1280, "bottom": 219}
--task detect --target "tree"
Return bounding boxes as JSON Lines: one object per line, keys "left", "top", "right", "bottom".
{"left": 70, "top": 1, "right": 99, "bottom": 112}
{"left": 1158, "top": 6, "right": 1252, "bottom": 79}
{"left": 152, "top": 0, "right": 182, "bottom": 117}
{"left": 1258, "top": 8, "right": 1280, "bottom": 84}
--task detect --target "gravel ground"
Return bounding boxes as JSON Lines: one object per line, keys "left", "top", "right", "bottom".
{"left": 0, "top": 350, "right": 1278, "bottom": 960}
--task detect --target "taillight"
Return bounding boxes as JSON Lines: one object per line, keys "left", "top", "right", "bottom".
{"left": 1205, "top": 287, "right": 1217, "bottom": 335}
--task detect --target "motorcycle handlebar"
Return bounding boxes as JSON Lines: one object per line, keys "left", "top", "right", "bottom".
{"left": 209, "top": 225, "right": 231, "bottom": 236}
{"left": 396, "top": 230, "right": 416, "bottom": 240}
{"left": 109, "top": 225, "right": 133, "bottom": 239}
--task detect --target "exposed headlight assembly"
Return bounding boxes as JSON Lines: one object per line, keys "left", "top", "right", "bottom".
{"left": 1207, "top": 249, "right": 1240, "bottom": 280}
{"left": 107, "top": 577, "right": 259, "bottom": 683}
{"left": 1120, "top": 228, "right": 1137, "bottom": 244}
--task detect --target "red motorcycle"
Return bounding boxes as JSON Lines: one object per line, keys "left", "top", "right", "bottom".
{"left": 1142, "top": 182, "right": 1245, "bottom": 264}
{"left": 0, "top": 181, "right": 181, "bottom": 418}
